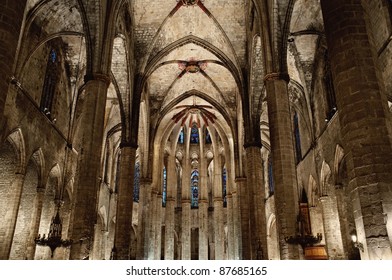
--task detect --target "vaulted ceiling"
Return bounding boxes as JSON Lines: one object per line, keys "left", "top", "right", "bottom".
{"left": 20, "top": 0, "right": 324, "bottom": 151}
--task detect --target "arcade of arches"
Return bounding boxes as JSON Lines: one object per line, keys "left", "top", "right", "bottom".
{"left": 1, "top": 0, "right": 392, "bottom": 260}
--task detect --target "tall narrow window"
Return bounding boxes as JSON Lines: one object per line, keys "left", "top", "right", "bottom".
{"left": 205, "top": 128, "right": 212, "bottom": 144}
{"left": 41, "top": 49, "right": 58, "bottom": 116}
{"left": 324, "top": 51, "right": 337, "bottom": 121}
{"left": 268, "top": 156, "right": 274, "bottom": 195}
{"left": 293, "top": 112, "right": 302, "bottom": 163}
{"left": 222, "top": 167, "right": 227, "bottom": 207}
{"left": 162, "top": 166, "right": 167, "bottom": 207}
{"left": 191, "top": 169, "right": 199, "bottom": 208}
{"left": 190, "top": 123, "right": 199, "bottom": 144}
{"left": 178, "top": 127, "right": 185, "bottom": 144}
{"left": 133, "top": 162, "right": 140, "bottom": 202}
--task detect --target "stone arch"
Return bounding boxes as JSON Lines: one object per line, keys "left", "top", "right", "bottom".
{"left": 9, "top": 154, "right": 40, "bottom": 259}
{"left": 0, "top": 129, "right": 26, "bottom": 259}
{"left": 6, "top": 128, "right": 26, "bottom": 174}
{"left": 333, "top": 144, "right": 345, "bottom": 186}
{"left": 130, "top": 225, "right": 137, "bottom": 260}
{"left": 320, "top": 161, "right": 332, "bottom": 197}
{"left": 30, "top": 149, "right": 45, "bottom": 189}
{"left": 266, "top": 213, "right": 279, "bottom": 260}
{"left": 34, "top": 164, "right": 61, "bottom": 259}
{"left": 308, "top": 175, "right": 318, "bottom": 207}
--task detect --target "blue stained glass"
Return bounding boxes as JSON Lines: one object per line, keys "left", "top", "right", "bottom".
{"left": 190, "top": 123, "right": 199, "bottom": 144}
{"left": 178, "top": 127, "right": 184, "bottom": 144}
{"left": 191, "top": 169, "right": 199, "bottom": 208}
{"left": 162, "top": 167, "right": 167, "bottom": 207}
{"left": 50, "top": 49, "right": 57, "bottom": 63}
{"left": 222, "top": 167, "right": 227, "bottom": 207}
{"left": 133, "top": 162, "right": 140, "bottom": 202}
{"left": 205, "top": 128, "right": 212, "bottom": 144}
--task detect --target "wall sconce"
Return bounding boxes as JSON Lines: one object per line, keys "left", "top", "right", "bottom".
{"left": 351, "top": 234, "right": 364, "bottom": 252}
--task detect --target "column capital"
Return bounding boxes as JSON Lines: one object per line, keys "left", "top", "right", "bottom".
{"left": 84, "top": 73, "right": 111, "bottom": 87}
{"left": 264, "top": 72, "right": 290, "bottom": 83}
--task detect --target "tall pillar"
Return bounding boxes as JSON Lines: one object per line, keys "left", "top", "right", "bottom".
{"left": 153, "top": 192, "right": 162, "bottom": 260}
{"left": 319, "top": 195, "right": 345, "bottom": 259}
{"left": 236, "top": 177, "right": 251, "bottom": 259}
{"left": 147, "top": 190, "right": 158, "bottom": 259}
{"left": 26, "top": 188, "right": 45, "bottom": 259}
{"left": 165, "top": 155, "right": 177, "bottom": 259}
{"left": 213, "top": 157, "right": 224, "bottom": 259}
{"left": 181, "top": 159, "right": 191, "bottom": 260}
{"left": 0, "top": 173, "right": 25, "bottom": 259}
{"left": 265, "top": 74, "right": 299, "bottom": 259}
{"left": 136, "top": 178, "right": 152, "bottom": 260}
{"left": 113, "top": 144, "right": 137, "bottom": 259}
{"left": 232, "top": 190, "right": 241, "bottom": 259}
{"left": 244, "top": 145, "right": 268, "bottom": 259}
{"left": 69, "top": 76, "right": 109, "bottom": 259}
{"left": 321, "top": 0, "right": 392, "bottom": 259}
{"left": 0, "top": 0, "right": 27, "bottom": 131}
{"left": 199, "top": 145, "right": 208, "bottom": 260}
{"left": 226, "top": 193, "right": 235, "bottom": 259}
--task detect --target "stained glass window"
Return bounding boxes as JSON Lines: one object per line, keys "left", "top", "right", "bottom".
{"left": 222, "top": 167, "right": 227, "bottom": 207}
{"left": 294, "top": 112, "right": 302, "bottom": 163}
{"left": 178, "top": 127, "right": 184, "bottom": 144}
{"left": 162, "top": 166, "right": 167, "bottom": 207}
{"left": 40, "top": 49, "right": 58, "bottom": 116}
{"left": 190, "top": 123, "right": 199, "bottom": 144}
{"left": 191, "top": 169, "right": 199, "bottom": 208}
{"left": 268, "top": 156, "right": 274, "bottom": 195}
{"left": 205, "top": 128, "right": 212, "bottom": 144}
{"left": 133, "top": 162, "right": 140, "bottom": 202}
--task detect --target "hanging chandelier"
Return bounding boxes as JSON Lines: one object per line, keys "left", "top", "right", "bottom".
{"left": 35, "top": 203, "right": 73, "bottom": 258}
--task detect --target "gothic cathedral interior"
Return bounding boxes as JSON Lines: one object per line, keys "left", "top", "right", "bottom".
{"left": 1, "top": 0, "right": 392, "bottom": 260}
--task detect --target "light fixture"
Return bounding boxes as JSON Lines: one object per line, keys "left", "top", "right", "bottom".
{"left": 351, "top": 234, "right": 364, "bottom": 252}
{"left": 35, "top": 202, "right": 73, "bottom": 258}
{"left": 285, "top": 233, "right": 323, "bottom": 249}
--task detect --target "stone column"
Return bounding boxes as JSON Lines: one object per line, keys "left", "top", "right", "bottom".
{"left": 113, "top": 144, "right": 137, "bottom": 259}
{"left": 181, "top": 159, "right": 191, "bottom": 260}
{"left": 165, "top": 155, "right": 177, "bottom": 259}
{"left": 321, "top": 0, "right": 392, "bottom": 259}
{"left": 244, "top": 145, "right": 268, "bottom": 259}
{"left": 0, "top": 0, "right": 27, "bottom": 131}
{"left": 147, "top": 190, "right": 158, "bottom": 259}
{"left": 236, "top": 177, "right": 251, "bottom": 259}
{"left": 226, "top": 193, "right": 234, "bottom": 259}
{"left": 153, "top": 192, "right": 162, "bottom": 260}
{"left": 319, "top": 195, "right": 345, "bottom": 259}
{"left": 232, "top": 190, "right": 241, "bottom": 259}
{"left": 69, "top": 76, "right": 109, "bottom": 259}
{"left": 199, "top": 144, "right": 208, "bottom": 260}
{"left": 26, "top": 187, "right": 45, "bottom": 259}
{"left": 213, "top": 157, "right": 224, "bottom": 259}
{"left": 265, "top": 74, "right": 299, "bottom": 259}
{"left": 0, "top": 173, "right": 25, "bottom": 259}
{"left": 136, "top": 178, "right": 152, "bottom": 260}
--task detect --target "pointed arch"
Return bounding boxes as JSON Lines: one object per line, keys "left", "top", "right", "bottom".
{"left": 6, "top": 128, "right": 26, "bottom": 174}
{"left": 31, "top": 148, "right": 45, "bottom": 189}
{"left": 308, "top": 175, "right": 318, "bottom": 207}
{"left": 320, "top": 161, "right": 332, "bottom": 197}
{"left": 333, "top": 144, "right": 345, "bottom": 184}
